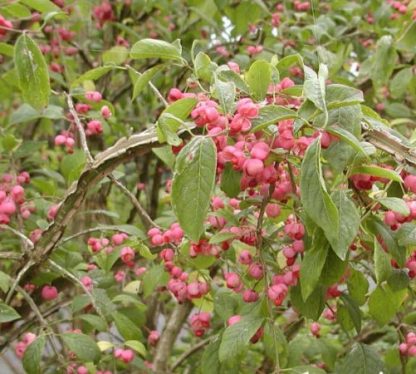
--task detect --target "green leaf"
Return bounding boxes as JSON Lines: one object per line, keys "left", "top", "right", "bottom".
{"left": 79, "top": 314, "right": 107, "bottom": 332}
{"left": 20, "top": 0, "right": 61, "bottom": 13}
{"left": 326, "top": 126, "right": 368, "bottom": 159}
{"left": 325, "top": 84, "right": 364, "bottom": 107}
{"left": 124, "top": 340, "right": 147, "bottom": 357}
{"left": 0, "top": 271, "right": 10, "bottom": 293}
{"left": 347, "top": 269, "right": 368, "bottom": 306}
{"left": 218, "top": 70, "right": 249, "bottom": 93}
{"left": 390, "top": 68, "right": 412, "bottom": 99}
{"left": 396, "top": 223, "right": 416, "bottom": 246}
{"left": 220, "top": 163, "right": 241, "bottom": 198}
{"left": 374, "top": 238, "right": 392, "bottom": 284}
{"left": 209, "top": 231, "right": 236, "bottom": 244}
{"left": 0, "top": 302, "right": 20, "bottom": 323}
{"left": 0, "top": 3, "right": 31, "bottom": 18}
{"left": 142, "top": 265, "right": 168, "bottom": 298}
{"left": 213, "top": 78, "right": 235, "bottom": 114}
{"left": 201, "top": 336, "right": 221, "bottom": 374}
{"left": 152, "top": 146, "right": 175, "bottom": 168}
{"left": 320, "top": 249, "right": 347, "bottom": 286}
{"left": 62, "top": 333, "right": 101, "bottom": 363}
{"left": 194, "top": 52, "right": 217, "bottom": 82}
{"left": 23, "top": 336, "right": 46, "bottom": 374}
{"left": 251, "top": 105, "right": 298, "bottom": 132}
{"left": 112, "top": 311, "right": 143, "bottom": 341}
{"left": 368, "top": 284, "right": 407, "bottom": 326}
{"left": 300, "top": 229, "right": 329, "bottom": 300}
{"left": 219, "top": 315, "right": 264, "bottom": 363}
{"left": 130, "top": 39, "right": 182, "bottom": 61}
{"left": 290, "top": 366, "right": 326, "bottom": 374}
{"left": 330, "top": 191, "right": 360, "bottom": 260}
{"left": 132, "top": 65, "right": 164, "bottom": 100}
{"left": 102, "top": 46, "right": 129, "bottom": 65}
{"left": 303, "top": 64, "right": 328, "bottom": 120}
{"left": 172, "top": 136, "right": 217, "bottom": 241}
{"left": 387, "top": 269, "right": 410, "bottom": 292}
{"left": 300, "top": 138, "right": 339, "bottom": 256}
{"left": 14, "top": 34, "right": 50, "bottom": 110}
{"left": 290, "top": 285, "right": 325, "bottom": 320}
{"left": 340, "top": 294, "right": 361, "bottom": 333}
{"left": 396, "top": 21, "right": 416, "bottom": 53}
{"left": 245, "top": 60, "right": 271, "bottom": 100}
{"left": 158, "top": 97, "right": 197, "bottom": 133}
{"left": 0, "top": 42, "right": 14, "bottom": 57}
{"left": 350, "top": 165, "right": 402, "bottom": 183}
{"left": 338, "top": 343, "right": 385, "bottom": 374}
{"left": 369, "top": 35, "right": 397, "bottom": 89}
{"left": 71, "top": 66, "right": 114, "bottom": 86}
{"left": 378, "top": 197, "right": 410, "bottom": 216}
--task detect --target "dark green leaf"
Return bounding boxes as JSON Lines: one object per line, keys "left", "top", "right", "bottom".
{"left": 350, "top": 165, "right": 402, "bottom": 183}
{"left": 0, "top": 302, "right": 20, "bottom": 323}
{"left": 251, "top": 105, "right": 298, "bottom": 132}
{"left": 132, "top": 65, "right": 164, "bottom": 100}
{"left": 303, "top": 64, "right": 327, "bottom": 115}
{"left": 370, "top": 35, "right": 397, "bottom": 89}
{"left": 220, "top": 163, "right": 241, "bottom": 198}
{"left": 347, "top": 269, "right": 368, "bottom": 306}
{"left": 340, "top": 294, "right": 361, "bottom": 333}
{"left": 290, "top": 285, "right": 325, "bottom": 320}
{"left": 112, "top": 311, "right": 143, "bottom": 341}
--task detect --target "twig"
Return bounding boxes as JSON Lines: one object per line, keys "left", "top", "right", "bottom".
{"left": 171, "top": 337, "right": 211, "bottom": 370}
{"left": 15, "top": 286, "right": 65, "bottom": 364}
{"left": 148, "top": 81, "right": 168, "bottom": 107}
{"left": 109, "top": 175, "right": 159, "bottom": 230}
{"left": 65, "top": 93, "right": 94, "bottom": 165}
{"left": 59, "top": 225, "right": 137, "bottom": 245}
{"left": 0, "top": 224, "right": 34, "bottom": 250}
{"left": 0, "top": 252, "right": 22, "bottom": 260}
{"left": 153, "top": 301, "right": 193, "bottom": 373}
{"left": 5, "top": 259, "right": 35, "bottom": 304}
{"left": 47, "top": 259, "right": 108, "bottom": 323}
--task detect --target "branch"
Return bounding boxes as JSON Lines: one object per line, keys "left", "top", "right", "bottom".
{"left": 153, "top": 301, "right": 193, "bottom": 374}
{"left": 171, "top": 337, "right": 210, "bottom": 371}
{"left": 0, "top": 224, "right": 34, "bottom": 250}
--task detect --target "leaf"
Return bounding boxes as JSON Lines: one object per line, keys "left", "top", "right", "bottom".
{"left": 374, "top": 239, "right": 392, "bottom": 284}
{"left": 326, "top": 126, "right": 368, "bottom": 158}
{"left": 132, "top": 65, "right": 164, "bottom": 100}
{"left": 378, "top": 197, "right": 410, "bottom": 216}
{"left": 0, "top": 42, "right": 14, "bottom": 57}
{"left": 390, "top": 68, "right": 412, "bottom": 99}
{"left": 158, "top": 97, "right": 197, "bottom": 133}
{"left": 219, "top": 315, "right": 264, "bottom": 363}
{"left": 220, "top": 163, "right": 241, "bottom": 198}
{"left": 209, "top": 232, "right": 236, "bottom": 244}
{"left": 79, "top": 314, "right": 107, "bottom": 332}
{"left": 290, "top": 366, "right": 326, "bottom": 374}
{"left": 340, "top": 294, "right": 361, "bottom": 333}
{"left": 320, "top": 249, "right": 347, "bottom": 286}
{"left": 0, "top": 271, "right": 10, "bottom": 293}
{"left": 14, "top": 33, "right": 50, "bottom": 110}
{"left": 130, "top": 39, "right": 182, "bottom": 61}
{"left": 387, "top": 269, "right": 410, "bottom": 292}
{"left": 194, "top": 52, "right": 217, "bottom": 82}
{"left": 300, "top": 138, "right": 339, "bottom": 256}
{"left": 0, "top": 302, "right": 20, "bottom": 323}
{"left": 251, "top": 105, "right": 298, "bottom": 132}
{"left": 368, "top": 284, "right": 407, "bottom": 326}
{"left": 347, "top": 269, "right": 368, "bottom": 306}
{"left": 20, "top": 0, "right": 60, "bottom": 13}
{"left": 23, "top": 336, "right": 46, "bottom": 374}
{"left": 245, "top": 60, "right": 271, "bottom": 100}
{"left": 172, "top": 136, "right": 217, "bottom": 241}
{"left": 290, "top": 285, "right": 325, "bottom": 320}
{"left": 201, "top": 336, "right": 221, "bottom": 374}
{"left": 325, "top": 84, "right": 364, "bottom": 107}
{"left": 62, "top": 333, "right": 101, "bottom": 363}
{"left": 303, "top": 64, "right": 328, "bottom": 118}
{"left": 330, "top": 191, "right": 360, "bottom": 260}
{"left": 102, "top": 46, "right": 129, "bottom": 65}
{"left": 142, "top": 265, "right": 168, "bottom": 298}
{"left": 125, "top": 340, "right": 147, "bottom": 357}
{"left": 112, "top": 311, "right": 143, "bottom": 341}
{"left": 338, "top": 343, "right": 385, "bottom": 374}
{"left": 396, "top": 21, "right": 416, "bottom": 53}
{"left": 350, "top": 165, "right": 403, "bottom": 183}
{"left": 369, "top": 35, "right": 397, "bottom": 89}
{"left": 300, "top": 229, "right": 329, "bottom": 300}
{"left": 213, "top": 78, "right": 235, "bottom": 114}
{"left": 396, "top": 223, "right": 416, "bottom": 246}
{"left": 1, "top": 3, "right": 31, "bottom": 18}
{"left": 218, "top": 70, "right": 249, "bottom": 93}
{"left": 71, "top": 66, "right": 114, "bottom": 86}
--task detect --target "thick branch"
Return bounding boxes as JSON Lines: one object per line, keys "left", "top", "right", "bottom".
{"left": 153, "top": 301, "right": 193, "bottom": 374}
